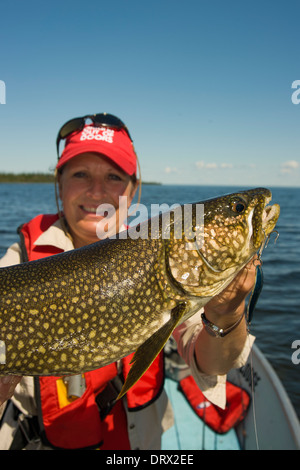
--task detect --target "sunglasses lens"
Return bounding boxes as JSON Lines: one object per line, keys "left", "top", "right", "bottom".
{"left": 93, "top": 114, "right": 132, "bottom": 141}
{"left": 92, "top": 114, "right": 125, "bottom": 130}
{"left": 59, "top": 117, "right": 85, "bottom": 139}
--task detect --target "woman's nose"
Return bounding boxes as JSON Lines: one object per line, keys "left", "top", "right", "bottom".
{"left": 86, "top": 178, "right": 107, "bottom": 199}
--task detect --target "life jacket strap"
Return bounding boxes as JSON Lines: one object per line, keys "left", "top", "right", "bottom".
{"left": 95, "top": 375, "right": 124, "bottom": 420}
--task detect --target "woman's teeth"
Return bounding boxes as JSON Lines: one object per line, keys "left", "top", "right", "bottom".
{"left": 81, "top": 206, "right": 98, "bottom": 213}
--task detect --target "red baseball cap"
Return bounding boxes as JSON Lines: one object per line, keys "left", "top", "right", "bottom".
{"left": 56, "top": 124, "right": 137, "bottom": 175}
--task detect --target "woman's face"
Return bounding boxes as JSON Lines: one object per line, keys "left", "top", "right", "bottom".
{"left": 58, "top": 153, "right": 138, "bottom": 248}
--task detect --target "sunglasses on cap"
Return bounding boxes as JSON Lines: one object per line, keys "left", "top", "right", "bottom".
{"left": 56, "top": 113, "right": 133, "bottom": 159}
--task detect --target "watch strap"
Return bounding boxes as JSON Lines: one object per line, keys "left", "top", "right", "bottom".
{"left": 201, "top": 311, "right": 245, "bottom": 338}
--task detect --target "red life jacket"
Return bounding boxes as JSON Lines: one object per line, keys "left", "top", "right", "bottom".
{"left": 19, "top": 214, "right": 164, "bottom": 450}
{"left": 179, "top": 375, "right": 250, "bottom": 434}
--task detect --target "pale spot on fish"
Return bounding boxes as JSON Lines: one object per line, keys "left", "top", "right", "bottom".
{"left": 181, "top": 272, "right": 190, "bottom": 280}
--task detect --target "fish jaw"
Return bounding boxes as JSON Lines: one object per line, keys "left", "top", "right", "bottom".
{"left": 262, "top": 202, "right": 280, "bottom": 236}
{"left": 252, "top": 192, "right": 280, "bottom": 249}
{"left": 167, "top": 188, "right": 280, "bottom": 298}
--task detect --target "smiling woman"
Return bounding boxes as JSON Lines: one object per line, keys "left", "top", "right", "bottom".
{"left": 54, "top": 115, "right": 139, "bottom": 248}
{"left": 57, "top": 153, "right": 137, "bottom": 248}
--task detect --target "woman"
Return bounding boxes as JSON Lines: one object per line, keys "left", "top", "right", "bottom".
{"left": 0, "top": 113, "right": 255, "bottom": 450}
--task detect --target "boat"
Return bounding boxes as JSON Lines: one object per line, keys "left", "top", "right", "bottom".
{"left": 162, "top": 341, "right": 300, "bottom": 450}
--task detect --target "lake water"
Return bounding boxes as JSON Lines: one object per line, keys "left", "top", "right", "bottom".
{"left": 0, "top": 183, "right": 299, "bottom": 418}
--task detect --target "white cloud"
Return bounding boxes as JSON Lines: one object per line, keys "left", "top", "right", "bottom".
{"left": 220, "top": 163, "right": 233, "bottom": 169}
{"left": 280, "top": 160, "right": 299, "bottom": 173}
{"left": 195, "top": 161, "right": 205, "bottom": 169}
{"left": 206, "top": 162, "right": 218, "bottom": 169}
{"left": 165, "top": 166, "right": 179, "bottom": 174}
{"left": 195, "top": 161, "right": 233, "bottom": 170}
{"left": 195, "top": 161, "right": 218, "bottom": 169}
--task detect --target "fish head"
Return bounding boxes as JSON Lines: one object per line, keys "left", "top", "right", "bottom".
{"left": 166, "top": 188, "right": 280, "bottom": 297}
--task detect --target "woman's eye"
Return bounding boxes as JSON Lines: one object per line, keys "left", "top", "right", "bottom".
{"left": 108, "top": 173, "right": 122, "bottom": 181}
{"left": 73, "top": 171, "right": 87, "bottom": 178}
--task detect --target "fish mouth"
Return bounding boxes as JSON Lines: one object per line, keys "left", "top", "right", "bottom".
{"left": 252, "top": 196, "right": 280, "bottom": 249}
{"left": 262, "top": 202, "right": 280, "bottom": 235}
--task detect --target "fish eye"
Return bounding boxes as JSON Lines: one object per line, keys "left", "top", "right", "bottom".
{"left": 230, "top": 199, "right": 246, "bottom": 214}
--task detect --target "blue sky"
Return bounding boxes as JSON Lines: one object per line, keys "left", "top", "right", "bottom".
{"left": 0, "top": 0, "right": 299, "bottom": 187}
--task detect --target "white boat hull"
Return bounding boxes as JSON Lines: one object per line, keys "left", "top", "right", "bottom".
{"left": 163, "top": 342, "right": 300, "bottom": 450}
{"left": 228, "top": 343, "right": 300, "bottom": 450}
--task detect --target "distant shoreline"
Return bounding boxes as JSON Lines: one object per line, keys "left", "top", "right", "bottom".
{"left": 0, "top": 173, "right": 161, "bottom": 185}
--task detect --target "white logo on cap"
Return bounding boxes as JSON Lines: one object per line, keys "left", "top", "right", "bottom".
{"left": 80, "top": 126, "right": 115, "bottom": 143}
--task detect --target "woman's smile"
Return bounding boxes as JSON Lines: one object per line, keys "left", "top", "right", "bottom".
{"left": 58, "top": 152, "right": 137, "bottom": 248}
{"left": 79, "top": 204, "right": 102, "bottom": 215}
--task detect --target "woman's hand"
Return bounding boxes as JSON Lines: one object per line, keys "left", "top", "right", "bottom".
{"left": 195, "top": 257, "right": 258, "bottom": 376}
{"left": 0, "top": 376, "right": 22, "bottom": 406}
{"left": 204, "top": 256, "right": 258, "bottom": 320}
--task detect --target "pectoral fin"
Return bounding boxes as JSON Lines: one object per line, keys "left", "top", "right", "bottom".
{"left": 117, "top": 302, "right": 187, "bottom": 399}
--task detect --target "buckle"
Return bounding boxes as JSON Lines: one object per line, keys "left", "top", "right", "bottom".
{"left": 95, "top": 376, "right": 124, "bottom": 420}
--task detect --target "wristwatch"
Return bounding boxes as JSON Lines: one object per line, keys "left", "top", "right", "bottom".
{"left": 201, "top": 312, "right": 245, "bottom": 338}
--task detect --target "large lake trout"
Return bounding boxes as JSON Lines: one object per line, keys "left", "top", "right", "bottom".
{"left": 0, "top": 188, "right": 280, "bottom": 397}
